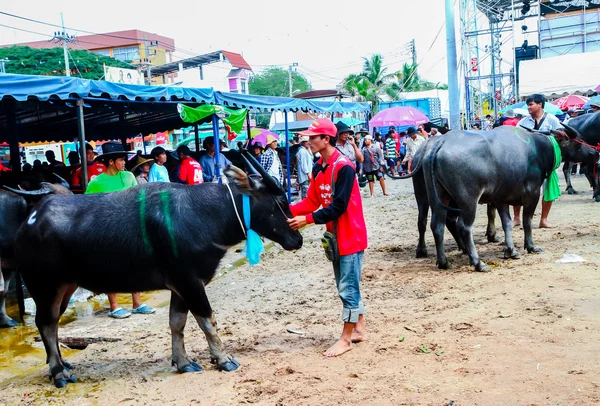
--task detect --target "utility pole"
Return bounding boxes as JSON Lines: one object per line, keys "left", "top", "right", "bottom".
{"left": 143, "top": 37, "right": 158, "bottom": 85}
{"left": 411, "top": 39, "right": 417, "bottom": 66}
{"left": 0, "top": 58, "right": 8, "bottom": 73}
{"left": 51, "top": 13, "right": 76, "bottom": 77}
{"left": 288, "top": 62, "right": 298, "bottom": 97}
{"left": 445, "top": 0, "right": 460, "bottom": 130}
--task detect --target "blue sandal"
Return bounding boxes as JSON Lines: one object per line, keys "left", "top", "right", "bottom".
{"left": 132, "top": 304, "right": 156, "bottom": 315}
{"left": 108, "top": 307, "right": 131, "bottom": 319}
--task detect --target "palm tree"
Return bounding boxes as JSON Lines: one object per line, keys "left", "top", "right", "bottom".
{"left": 341, "top": 54, "right": 396, "bottom": 114}
{"left": 386, "top": 63, "right": 448, "bottom": 99}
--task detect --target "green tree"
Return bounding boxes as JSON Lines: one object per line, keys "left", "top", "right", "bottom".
{"left": 0, "top": 46, "right": 134, "bottom": 79}
{"left": 342, "top": 54, "right": 396, "bottom": 114}
{"left": 386, "top": 62, "right": 448, "bottom": 98}
{"left": 249, "top": 67, "right": 312, "bottom": 98}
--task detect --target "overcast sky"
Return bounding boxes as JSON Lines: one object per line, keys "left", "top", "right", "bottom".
{"left": 0, "top": 0, "right": 453, "bottom": 89}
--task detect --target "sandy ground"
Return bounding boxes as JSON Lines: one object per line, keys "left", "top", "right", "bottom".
{"left": 1, "top": 172, "right": 599, "bottom": 406}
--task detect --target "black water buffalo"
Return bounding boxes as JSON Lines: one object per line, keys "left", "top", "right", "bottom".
{"left": 1, "top": 176, "right": 72, "bottom": 328}
{"left": 15, "top": 157, "right": 302, "bottom": 388}
{"left": 415, "top": 125, "right": 597, "bottom": 272}
{"left": 561, "top": 113, "right": 600, "bottom": 201}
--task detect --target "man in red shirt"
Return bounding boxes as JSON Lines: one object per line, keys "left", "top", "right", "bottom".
{"left": 72, "top": 143, "right": 106, "bottom": 189}
{"left": 176, "top": 145, "right": 203, "bottom": 185}
{"left": 288, "top": 118, "right": 368, "bottom": 358}
{"left": 501, "top": 109, "right": 520, "bottom": 127}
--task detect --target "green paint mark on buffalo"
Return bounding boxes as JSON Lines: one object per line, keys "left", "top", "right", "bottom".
{"left": 138, "top": 189, "right": 153, "bottom": 255}
{"left": 160, "top": 190, "right": 178, "bottom": 258}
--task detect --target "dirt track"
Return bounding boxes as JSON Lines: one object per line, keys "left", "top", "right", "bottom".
{"left": 1, "top": 173, "right": 599, "bottom": 406}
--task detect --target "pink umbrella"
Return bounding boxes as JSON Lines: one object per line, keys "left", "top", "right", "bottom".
{"left": 250, "top": 128, "right": 278, "bottom": 146}
{"left": 369, "top": 106, "right": 429, "bottom": 127}
{"left": 595, "top": 84, "right": 600, "bottom": 92}
{"left": 552, "top": 95, "right": 590, "bottom": 111}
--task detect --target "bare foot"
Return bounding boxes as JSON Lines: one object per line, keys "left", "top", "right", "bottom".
{"left": 513, "top": 220, "right": 521, "bottom": 228}
{"left": 351, "top": 331, "right": 368, "bottom": 343}
{"left": 323, "top": 339, "right": 352, "bottom": 357}
{"left": 369, "top": 195, "right": 374, "bottom": 198}
{"left": 383, "top": 193, "right": 390, "bottom": 196}
{"left": 539, "top": 220, "right": 555, "bottom": 229}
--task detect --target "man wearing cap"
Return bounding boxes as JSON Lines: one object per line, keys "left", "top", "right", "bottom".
{"left": 258, "top": 135, "right": 284, "bottom": 185}
{"left": 72, "top": 143, "right": 106, "bottom": 190}
{"left": 402, "top": 127, "right": 426, "bottom": 172}
{"left": 334, "top": 122, "right": 364, "bottom": 168}
{"left": 176, "top": 145, "right": 203, "bottom": 185}
{"left": 85, "top": 141, "right": 156, "bottom": 318}
{"left": 502, "top": 109, "right": 520, "bottom": 126}
{"left": 287, "top": 118, "right": 368, "bottom": 358}
{"left": 148, "top": 147, "right": 170, "bottom": 183}
{"left": 199, "top": 137, "right": 231, "bottom": 183}
{"left": 296, "top": 135, "right": 313, "bottom": 199}
{"left": 590, "top": 100, "right": 600, "bottom": 113}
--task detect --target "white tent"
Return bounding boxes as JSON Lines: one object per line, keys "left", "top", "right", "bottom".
{"left": 519, "top": 51, "right": 600, "bottom": 98}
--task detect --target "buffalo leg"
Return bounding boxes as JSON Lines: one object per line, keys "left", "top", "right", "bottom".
{"left": 54, "top": 284, "right": 77, "bottom": 371}
{"left": 172, "top": 278, "right": 239, "bottom": 372}
{"left": 456, "top": 204, "right": 490, "bottom": 272}
{"left": 430, "top": 209, "right": 451, "bottom": 269}
{"left": 0, "top": 266, "right": 18, "bottom": 328}
{"left": 169, "top": 292, "right": 202, "bottom": 373}
{"left": 496, "top": 204, "right": 520, "bottom": 259}
{"left": 33, "top": 284, "right": 76, "bottom": 387}
{"left": 564, "top": 162, "right": 577, "bottom": 194}
{"left": 523, "top": 200, "right": 542, "bottom": 253}
{"left": 485, "top": 204, "right": 501, "bottom": 243}
{"left": 446, "top": 210, "right": 467, "bottom": 254}
{"left": 414, "top": 177, "right": 429, "bottom": 258}
{"left": 583, "top": 164, "right": 600, "bottom": 202}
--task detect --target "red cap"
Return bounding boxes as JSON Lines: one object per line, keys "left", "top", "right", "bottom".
{"left": 297, "top": 118, "right": 337, "bottom": 138}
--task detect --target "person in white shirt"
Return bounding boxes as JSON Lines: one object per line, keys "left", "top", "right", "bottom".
{"left": 515, "top": 94, "right": 561, "bottom": 229}
{"left": 402, "top": 127, "right": 426, "bottom": 172}
{"left": 148, "top": 146, "right": 171, "bottom": 183}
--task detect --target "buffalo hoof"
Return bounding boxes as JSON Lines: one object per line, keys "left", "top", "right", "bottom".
{"left": 475, "top": 262, "right": 492, "bottom": 272}
{"left": 218, "top": 358, "right": 240, "bottom": 372}
{"left": 180, "top": 362, "right": 203, "bottom": 373}
{"left": 595, "top": 195, "right": 600, "bottom": 203}
{"left": 567, "top": 188, "right": 578, "bottom": 195}
{"left": 527, "top": 247, "right": 543, "bottom": 253}
{"left": 486, "top": 234, "right": 501, "bottom": 243}
{"left": 437, "top": 262, "right": 453, "bottom": 270}
{"left": 53, "top": 375, "right": 76, "bottom": 388}
{"left": 503, "top": 248, "right": 521, "bottom": 259}
{"left": 0, "top": 318, "right": 19, "bottom": 328}
{"left": 62, "top": 361, "right": 73, "bottom": 370}
{"left": 416, "top": 249, "right": 428, "bottom": 258}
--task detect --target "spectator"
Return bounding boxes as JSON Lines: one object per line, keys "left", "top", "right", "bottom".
{"left": 250, "top": 141, "right": 264, "bottom": 160}
{"left": 176, "top": 145, "right": 203, "bottom": 185}
{"left": 502, "top": 109, "right": 520, "bottom": 126}
{"left": 361, "top": 134, "right": 389, "bottom": 197}
{"left": 72, "top": 143, "right": 106, "bottom": 189}
{"left": 515, "top": 93, "right": 561, "bottom": 229}
{"left": 384, "top": 132, "right": 398, "bottom": 175}
{"left": 402, "top": 127, "right": 426, "bottom": 172}
{"left": 417, "top": 126, "right": 429, "bottom": 139}
{"left": 472, "top": 123, "right": 481, "bottom": 130}
{"left": 131, "top": 155, "right": 154, "bottom": 185}
{"left": 589, "top": 100, "right": 600, "bottom": 113}
{"left": 85, "top": 141, "right": 155, "bottom": 319}
{"left": 334, "top": 122, "right": 364, "bottom": 167}
{"left": 199, "top": 138, "right": 231, "bottom": 183}
{"left": 33, "top": 159, "right": 43, "bottom": 172}
{"left": 258, "top": 135, "right": 284, "bottom": 185}
{"left": 296, "top": 136, "right": 313, "bottom": 199}
{"left": 45, "top": 150, "right": 65, "bottom": 168}
{"left": 148, "top": 146, "right": 170, "bottom": 183}
{"left": 288, "top": 118, "right": 368, "bottom": 358}
{"left": 430, "top": 128, "right": 439, "bottom": 136}
{"left": 483, "top": 114, "right": 493, "bottom": 131}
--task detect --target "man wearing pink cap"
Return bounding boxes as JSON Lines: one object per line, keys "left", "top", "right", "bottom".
{"left": 287, "top": 118, "right": 368, "bottom": 357}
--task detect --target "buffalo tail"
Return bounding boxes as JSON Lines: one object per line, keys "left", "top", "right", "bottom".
{"left": 428, "top": 139, "right": 460, "bottom": 212}
{"left": 15, "top": 271, "right": 24, "bottom": 322}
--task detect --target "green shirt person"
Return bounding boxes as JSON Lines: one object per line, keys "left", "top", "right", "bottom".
{"left": 85, "top": 142, "right": 156, "bottom": 319}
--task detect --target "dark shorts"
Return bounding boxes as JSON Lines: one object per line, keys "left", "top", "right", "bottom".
{"left": 386, "top": 157, "right": 399, "bottom": 167}
{"left": 365, "top": 170, "right": 384, "bottom": 182}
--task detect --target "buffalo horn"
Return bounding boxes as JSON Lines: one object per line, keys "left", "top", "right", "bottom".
{"left": 241, "top": 150, "right": 283, "bottom": 194}
{"left": 4, "top": 184, "right": 53, "bottom": 196}
{"left": 240, "top": 153, "right": 260, "bottom": 176}
{"left": 52, "top": 172, "right": 71, "bottom": 189}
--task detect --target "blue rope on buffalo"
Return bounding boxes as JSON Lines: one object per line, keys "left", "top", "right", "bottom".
{"left": 242, "top": 194, "right": 264, "bottom": 265}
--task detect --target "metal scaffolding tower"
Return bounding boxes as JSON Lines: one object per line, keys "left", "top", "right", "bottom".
{"left": 459, "top": 0, "right": 539, "bottom": 127}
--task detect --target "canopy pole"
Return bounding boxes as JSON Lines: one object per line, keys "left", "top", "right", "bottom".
{"left": 77, "top": 99, "right": 88, "bottom": 191}
{"left": 445, "top": 0, "right": 460, "bottom": 130}
{"left": 284, "top": 110, "right": 291, "bottom": 203}
{"left": 119, "top": 108, "right": 127, "bottom": 150}
{"left": 194, "top": 123, "right": 200, "bottom": 152}
{"left": 212, "top": 115, "right": 221, "bottom": 183}
{"left": 141, "top": 133, "right": 147, "bottom": 155}
{"left": 6, "top": 100, "right": 21, "bottom": 172}
{"left": 366, "top": 111, "right": 370, "bottom": 132}
{"left": 245, "top": 110, "right": 252, "bottom": 149}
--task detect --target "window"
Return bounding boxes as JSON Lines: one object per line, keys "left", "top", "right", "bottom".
{"left": 93, "top": 49, "right": 111, "bottom": 57}
{"left": 112, "top": 46, "right": 140, "bottom": 62}
{"left": 240, "top": 80, "right": 247, "bottom": 94}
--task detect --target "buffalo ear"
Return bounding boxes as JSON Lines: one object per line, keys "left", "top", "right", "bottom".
{"left": 560, "top": 123, "right": 580, "bottom": 139}
{"left": 550, "top": 129, "right": 569, "bottom": 143}
{"left": 224, "top": 165, "right": 254, "bottom": 194}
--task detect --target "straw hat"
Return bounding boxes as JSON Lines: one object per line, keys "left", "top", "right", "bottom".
{"left": 130, "top": 155, "right": 154, "bottom": 172}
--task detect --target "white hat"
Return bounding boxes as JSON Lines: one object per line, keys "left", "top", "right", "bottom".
{"left": 300, "top": 136, "right": 309, "bottom": 143}
{"left": 364, "top": 134, "right": 373, "bottom": 140}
